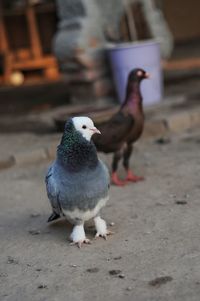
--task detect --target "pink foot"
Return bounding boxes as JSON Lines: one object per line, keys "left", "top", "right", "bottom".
{"left": 111, "top": 172, "right": 127, "bottom": 186}
{"left": 126, "top": 170, "right": 144, "bottom": 182}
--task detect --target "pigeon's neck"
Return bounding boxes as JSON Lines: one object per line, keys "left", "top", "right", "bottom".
{"left": 57, "top": 130, "right": 98, "bottom": 172}
{"left": 122, "top": 82, "right": 143, "bottom": 112}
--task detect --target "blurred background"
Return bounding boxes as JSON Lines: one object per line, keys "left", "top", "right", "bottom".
{"left": 0, "top": 0, "right": 199, "bottom": 132}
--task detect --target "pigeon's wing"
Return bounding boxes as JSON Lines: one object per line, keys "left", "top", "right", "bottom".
{"left": 93, "top": 111, "right": 134, "bottom": 152}
{"left": 45, "top": 165, "right": 62, "bottom": 217}
{"left": 100, "top": 160, "right": 110, "bottom": 187}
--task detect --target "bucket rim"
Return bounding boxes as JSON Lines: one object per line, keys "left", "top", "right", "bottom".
{"left": 105, "top": 39, "right": 160, "bottom": 51}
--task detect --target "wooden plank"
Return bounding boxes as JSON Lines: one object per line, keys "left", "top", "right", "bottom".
{"left": 163, "top": 58, "right": 200, "bottom": 71}
{"left": 26, "top": 5, "right": 42, "bottom": 58}
{"left": 2, "top": 3, "right": 56, "bottom": 16}
{"left": 44, "top": 67, "right": 60, "bottom": 80}
{"left": 12, "top": 56, "right": 57, "bottom": 70}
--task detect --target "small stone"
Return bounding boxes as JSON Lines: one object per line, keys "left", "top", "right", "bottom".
{"left": 36, "top": 268, "right": 42, "bottom": 272}
{"left": 38, "top": 284, "right": 47, "bottom": 289}
{"left": 0, "top": 272, "right": 8, "bottom": 278}
{"left": 118, "top": 274, "right": 125, "bottom": 279}
{"left": 28, "top": 229, "right": 41, "bottom": 235}
{"left": 175, "top": 200, "right": 187, "bottom": 205}
{"left": 7, "top": 256, "right": 19, "bottom": 264}
{"left": 149, "top": 276, "right": 173, "bottom": 287}
{"left": 30, "top": 213, "right": 40, "bottom": 218}
{"left": 70, "top": 264, "right": 77, "bottom": 268}
{"left": 109, "top": 269, "right": 122, "bottom": 276}
{"left": 113, "top": 256, "right": 122, "bottom": 260}
{"left": 126, "top": 286, "right": 132, "bottom": 291}
{"left": 86, "top": 267, "right": 99, "bottom": 273}
{"left": 155, "top": 137, "right": 171, "bottom": 144}
{"left": 109, "top": 222, "right": 115, "bottom": 226}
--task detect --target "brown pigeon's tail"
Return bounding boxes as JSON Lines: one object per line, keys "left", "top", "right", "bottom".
{"left": 47, "top": 211, "right": 60, "bottom": 223}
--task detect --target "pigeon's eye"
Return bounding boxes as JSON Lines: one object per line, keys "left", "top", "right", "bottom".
{"left": 137, "top": 70, "right": 143, "bottom": 77}
{"left": 82, "top": 125, "right": 87, "bottom": 129}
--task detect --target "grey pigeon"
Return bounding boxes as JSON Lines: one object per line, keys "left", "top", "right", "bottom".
{"left": 45, "top": 116, "right": 111, "bottom": 248}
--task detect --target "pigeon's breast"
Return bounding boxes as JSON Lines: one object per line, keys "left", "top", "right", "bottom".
{"left": 63, "top": 195, "right": 109, "bottom": 224}
{"left": 55, "top": 160, "right": 110, "bottom": 223}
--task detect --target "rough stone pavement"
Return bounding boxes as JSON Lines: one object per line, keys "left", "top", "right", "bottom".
{"left": 0, "top": 128, "right": 200, "bottom": 301}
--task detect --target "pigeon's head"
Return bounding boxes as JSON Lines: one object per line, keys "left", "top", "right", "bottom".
{"left": 128, "top": 68, "right": 150, "bottom": 83}
{"left": 72, "top": 116, "right": 101, "bottom": 141}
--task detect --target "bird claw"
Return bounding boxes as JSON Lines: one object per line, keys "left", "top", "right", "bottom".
{"left": 95, "top": 230, "right": 114, "bottom": 240}
{"left": 126, "top": 170, "right": 144, "bottom": 182}
{"left": 111, "top": 173, "right": 127, "bottom": 186}
{"left": 127, "top": 175, "right": 144, "bottom": 182}
{"left": 70, "top": 238, "right": 91, "bottom": 248}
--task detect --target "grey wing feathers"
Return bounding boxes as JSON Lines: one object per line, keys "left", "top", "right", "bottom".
{"left": 45, "top": 165, "right": 62, "bottom": 216}
{"left": 100, "top": 160, "right": 110, "bottom": 188}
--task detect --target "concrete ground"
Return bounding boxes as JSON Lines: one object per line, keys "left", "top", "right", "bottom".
{"left": 0, "top": 128, "right": 200, "bottom": 301}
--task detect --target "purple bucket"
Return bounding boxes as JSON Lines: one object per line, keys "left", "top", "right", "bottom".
{"left": 106, "top": 40, "right": 163, "bottom": 106}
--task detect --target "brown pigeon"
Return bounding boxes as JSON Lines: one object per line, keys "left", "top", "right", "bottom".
{"left": 93, "top": 68, "right": 149, "bottom": 186}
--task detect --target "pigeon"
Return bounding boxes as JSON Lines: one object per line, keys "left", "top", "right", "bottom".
{"left": 45, "top": 116, "right": 111, "bottom": 248}
{"left": 93, "top": 68, "right": 149, "bottom": 186}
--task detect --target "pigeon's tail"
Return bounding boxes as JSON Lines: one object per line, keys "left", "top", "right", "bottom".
{"left": 47, "top": 211, "right": 61, "bottom": 223}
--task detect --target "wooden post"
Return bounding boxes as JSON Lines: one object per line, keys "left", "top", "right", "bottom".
{"left": 0, "top": 2, "right": 13, "bottom": 84}
{"left": 0, "top": 2, "right": 9, "bottom": 52}
{"left": 25, "top": 3, "right": 42, "bottom": 58}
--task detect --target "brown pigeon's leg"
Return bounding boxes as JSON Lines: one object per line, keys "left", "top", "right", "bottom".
{"left": 126, "top": 170, "right": 144, "bottom": 182}
{"left": 111, "top": 150, "right": 127, "bottom": 186}
{"left": 123, "top": 145, "right": 144, "bottom": 182}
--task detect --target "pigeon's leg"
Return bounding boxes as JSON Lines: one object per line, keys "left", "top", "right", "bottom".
{"left": 111, "top": 150, "right": 127, "bottom": 186}
{"left": 94, "top": 216, "right": 113, "bottom": 240}
{"left": 70, "top": 224, "right": 91, "bottom": 248}
{"left": 123, "top": 144, "right": 144, "bottom": 182}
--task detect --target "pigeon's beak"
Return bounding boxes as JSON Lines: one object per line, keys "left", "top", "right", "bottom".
{"left": 145, "top": 72, "right": 150, "bottom": 79}
{"left": 90, "top": 127, "right": 101, "bottom": 135}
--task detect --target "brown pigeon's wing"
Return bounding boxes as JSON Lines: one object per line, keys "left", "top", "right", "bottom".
{"left": 93, "top": 111, "right": 134, "bottom": 152}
